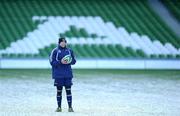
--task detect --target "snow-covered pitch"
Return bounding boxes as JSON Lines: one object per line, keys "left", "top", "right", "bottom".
{"left": 0, "top": 69, "right": 180, "bottom": 116}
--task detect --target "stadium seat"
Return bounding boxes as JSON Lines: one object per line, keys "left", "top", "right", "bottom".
{"left": 0, "top": 0, "right": 180, "bottom": 59}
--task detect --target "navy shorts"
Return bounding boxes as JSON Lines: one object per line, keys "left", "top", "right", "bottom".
{"left": 54, "top": 78, "right": 73, "bottom": 87}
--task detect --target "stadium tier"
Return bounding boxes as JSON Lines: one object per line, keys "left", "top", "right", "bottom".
{"left": 160, "top": 0, "right": 180, "bottom": 22}
{"left": 0, "top": 0, "right": 180, "bottom": 59}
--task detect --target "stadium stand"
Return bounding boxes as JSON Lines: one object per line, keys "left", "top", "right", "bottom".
{"left": 160, "top": 0, "right": 180, "bottom": 22}
{"left": 0, "top": 0, "right": 180, "bottom": 59}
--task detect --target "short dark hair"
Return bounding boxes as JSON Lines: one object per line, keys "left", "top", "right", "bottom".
{"left": 58, "top": 37, "right": 67, "bottom": 44}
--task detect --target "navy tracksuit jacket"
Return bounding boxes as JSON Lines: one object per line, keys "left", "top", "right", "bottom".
{"left": 49, "top": 45, "right": 76, "bottom": 79}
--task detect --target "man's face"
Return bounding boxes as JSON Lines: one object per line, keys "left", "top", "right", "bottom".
{"left": 59, "top": 39, "right": 67, "bottom": 48}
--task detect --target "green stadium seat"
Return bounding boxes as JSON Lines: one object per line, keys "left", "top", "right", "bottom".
{"left": 0, "top": 0, "right": 179, "bottom": 59}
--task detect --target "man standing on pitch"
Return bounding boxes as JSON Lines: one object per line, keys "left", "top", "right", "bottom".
{"left": 49, "top": 37, "right": 76, "bottom": 112}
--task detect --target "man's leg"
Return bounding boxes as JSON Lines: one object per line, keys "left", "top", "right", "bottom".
{"left": 56, "top": 86, "right": 63, "bottom": 112}
{"left": 65, "top": 86, "right": 74, "bottom": 112}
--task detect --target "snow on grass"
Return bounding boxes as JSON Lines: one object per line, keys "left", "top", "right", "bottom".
{"left": 0, "top": 70, "right": 180, "bottom": 116}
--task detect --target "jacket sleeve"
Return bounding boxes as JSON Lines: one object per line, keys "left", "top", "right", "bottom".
{"left": 70, "top": 50, "right": 76, "bottom": 65}
{"left": 49, "top": 49, "right": 61, "bottom": 66}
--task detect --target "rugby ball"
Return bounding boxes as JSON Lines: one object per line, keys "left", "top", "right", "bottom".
{"left": 62, "top": 55, "right": 72, "bottom": 64}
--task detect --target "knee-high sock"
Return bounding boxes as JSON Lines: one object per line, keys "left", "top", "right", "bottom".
{"left": 56, "top": 86, "right": 63, "bottom": 108}
{"left": 65, "top": 86, "right": 72, "bottom": 108}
